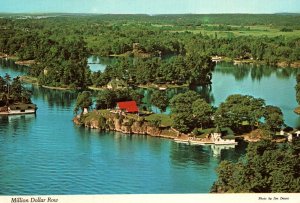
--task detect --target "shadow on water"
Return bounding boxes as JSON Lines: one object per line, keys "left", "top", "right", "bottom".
{"left": 0, "top": 114, "right": 36, "bottom": 136}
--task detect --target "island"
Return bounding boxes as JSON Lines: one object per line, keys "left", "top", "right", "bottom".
{"left": 0, "top": 74, "right": 37, "bottom": 115}
{"left": 73, "top": 89, "right": 298, "bottom": 145}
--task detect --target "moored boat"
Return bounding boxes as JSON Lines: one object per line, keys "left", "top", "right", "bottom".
{"left": 174, "top": 138, "right": 189, "bottom": 144}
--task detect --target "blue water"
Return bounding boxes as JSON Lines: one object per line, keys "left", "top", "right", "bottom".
{"left": 211, "top": 63, "right": 300, "bottom": 127}
{"left": 3, "top": 59, "right": 298, "bottom": 195}
{"left": 88, "top": 56, "right": 116, "bottom": 72}
{"left": 0, "top": 59, "right": 245, "bottom": 195}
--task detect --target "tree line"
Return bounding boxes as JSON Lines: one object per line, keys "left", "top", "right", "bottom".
{"left": 91, "top": 54, "right": 214, "bottom": 87}
{"left": 169, "top": 91, "right": 284, "bottom": 135}
{"left": 0, "top": 74, "right": 32, "bottom": 106}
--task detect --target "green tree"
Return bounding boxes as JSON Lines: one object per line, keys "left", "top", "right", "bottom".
{"left": 263, "top": 105, "right": 284, "bottom": 133}
{"left": 295, "top": 74, "right": 300, "bottom": 105}
{"left": 150, "top": 90, "right": 169, "bottom": 113}
{"left": 214, "top": 94, "right": 265, "bottom": 132}
{"left": 170, "top": 91, "right": 200, "bottom": 114}
{"left": 211, "top": 140, "right": 300, "bottom": 193}
{"left": 74, "top": 91, "right": 93, "bottom": 115}
{"left": 192, "top": 98, "right": 213, "bottom": 129}
{"left": 4, "top": 73, "right": 11, "bottom": 96}
{"left": 10, "top": 76, "right": 23, "bottom": 102}
{"left": 96, "top": 89, "right": 116, "bottom": 110}
{"left": 185, "top": 53, "right": 215, "bottom": 85}
{"left": 0, "top": 76, "right": 5, "bottom": 92}
{"left": 170, "top": 91, "right": 201, "bottom": 133}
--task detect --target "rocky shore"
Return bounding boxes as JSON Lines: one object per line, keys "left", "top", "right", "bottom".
{"left": 73, "top": 111, "right": 182, "bottom": 140}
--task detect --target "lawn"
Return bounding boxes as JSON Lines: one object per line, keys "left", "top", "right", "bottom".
{"left": 145, "top": 113, "right": 173, "bottom": 127}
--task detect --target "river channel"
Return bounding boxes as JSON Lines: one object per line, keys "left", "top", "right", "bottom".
{"left": 0, "top": 57, "right": 298, "bottom": 194}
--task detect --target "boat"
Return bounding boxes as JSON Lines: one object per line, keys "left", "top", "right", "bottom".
{"left": 214, "top": 139, "right": 238, "bottom": 145}
{"left": 188, "top": 140, "right": 213, "bottom": 145}
{"left": 173, "top": 138, "right": 189, "bottom": 144}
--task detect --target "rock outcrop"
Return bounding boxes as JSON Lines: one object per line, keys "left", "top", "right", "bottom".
{"left": 74, "top": 114, "right": 178, "bottom": 139}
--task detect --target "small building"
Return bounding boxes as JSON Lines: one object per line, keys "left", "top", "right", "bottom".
{"left": 0, "top": 104, "right": 37, "bottom": 115}
{"left": 116, "top": 101, "right": 139, "bottom": 114}
{"left": 210, "top": 126, "right": 237, "bottom": 145}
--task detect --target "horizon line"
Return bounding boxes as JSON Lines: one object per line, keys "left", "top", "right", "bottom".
{"left": 0, "top": 12, "right": 300, "bottom": 15}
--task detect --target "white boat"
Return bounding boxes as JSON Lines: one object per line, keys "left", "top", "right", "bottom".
{"left": 174, "top": 138, "right": 189, "bottom": 144}
{"left": 188, "top": 140, "right": 212, "bottom": 145}
{"left": 214, "top": 140, "right": 238, "bottom": 145}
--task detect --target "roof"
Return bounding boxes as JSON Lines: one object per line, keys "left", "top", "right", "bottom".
{"left": 117, "top": 101, "right": 138, "bottom": 113}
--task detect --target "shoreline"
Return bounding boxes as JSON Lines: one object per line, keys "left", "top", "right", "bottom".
{"left": 73, "top": 110, "right": 288, "bottom": 145}
{"left": 0, "top": 52, "right": 36, "bottom": 66}
{"left": 20, "top": 76, "right": 74, "bottom": 90}
{"left": 41, "top": 85, "right": 73, "bottom": 90}
{"left": 2, "top": 51, "right": 300, "bottom": 69}
{"left": 74, "top": 110, "right": 287, "bottom": 144}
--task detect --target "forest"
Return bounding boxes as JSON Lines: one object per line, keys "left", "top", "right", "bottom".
{"left": 211, "top": 140, "right": 300, "bottom": 193}
{"left": 0, "top": 14, "right": 300, "bottom": 88}
{"left": 1, "top": 13, "right": 299, "bottom": 194}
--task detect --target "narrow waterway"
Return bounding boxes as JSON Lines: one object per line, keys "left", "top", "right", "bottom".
{"left": 0, "top": 59, "right": 244, "bottom": 195}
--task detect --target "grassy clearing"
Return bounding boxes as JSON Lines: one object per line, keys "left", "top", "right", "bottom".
{"left": 83, "top": 109, "right": 112, "bottom": 121}
{"left": 145, "top": 114, "right": 173, "bottom": 127}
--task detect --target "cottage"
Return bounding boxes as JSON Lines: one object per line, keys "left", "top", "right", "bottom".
{"left": 116, "top": 101, "right": 139, "bottom": 114}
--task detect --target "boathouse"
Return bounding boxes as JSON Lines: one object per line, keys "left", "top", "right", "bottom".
{"left": 116, "top": 101, "right": 139, "bottom": 114}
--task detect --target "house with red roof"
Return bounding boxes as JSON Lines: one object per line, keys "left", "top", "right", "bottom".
{"left": 116, "top": 101, "right": 139, "bottom": 113}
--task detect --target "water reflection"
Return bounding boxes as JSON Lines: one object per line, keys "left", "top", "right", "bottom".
{"left": 0, "top": 114, "right": 36, "bottom": 136}
{"left": 0, "top": 59, "right": 28, "bottom": 77}
{"left": 170, "top": 141, "right": 246, "bottom": 167}
{"left": 219, "top": 140, "right": 248, "bottom": 161}
{"left": 88, "top": 56, "right": 117, "bottom": 72}
{"left": 190, "top": 85, "right": 215, "bottom": 104}
{"left": 170, "top": 143, "right": 212, "bottom": 167}
{"left": 29, "top": 85, "right": 77, "bottom": 108}
{"left": 215, "top": 62, "right": 300, "bottom": 82}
